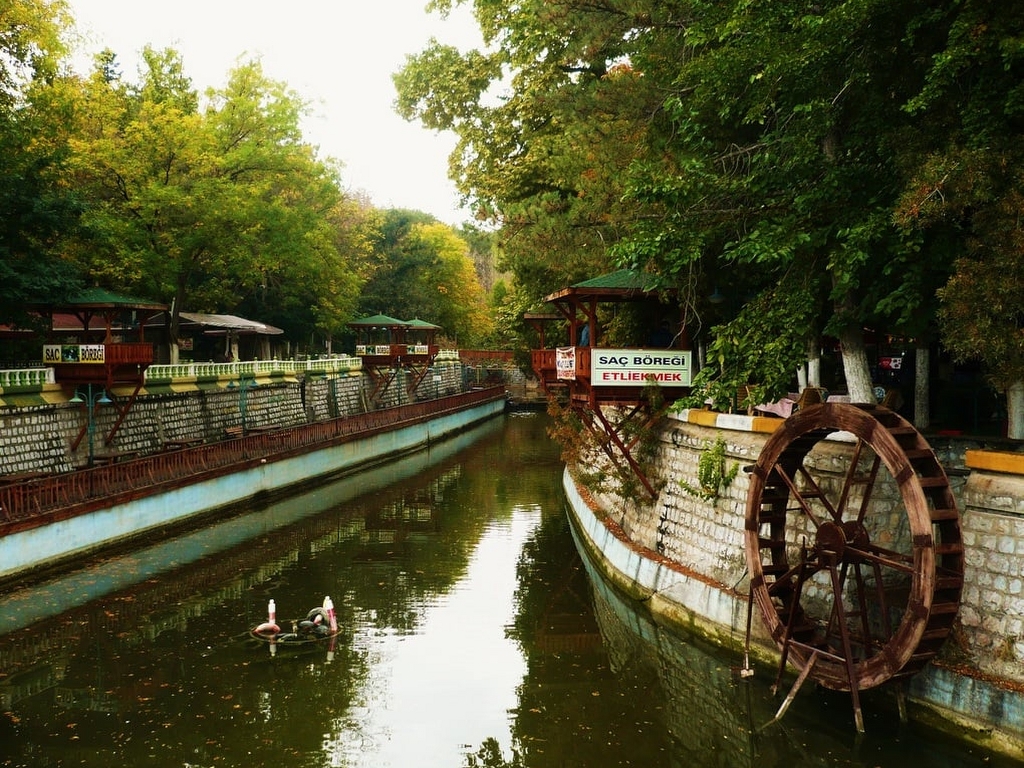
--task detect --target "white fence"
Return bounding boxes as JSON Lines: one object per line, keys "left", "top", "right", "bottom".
{"left": 0, "top": 351, "right": 468, "bottom": 390}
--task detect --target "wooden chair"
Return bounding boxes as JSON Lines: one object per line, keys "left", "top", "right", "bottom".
{"left": 794, "top": 387, "right": 824, "bottom": 411}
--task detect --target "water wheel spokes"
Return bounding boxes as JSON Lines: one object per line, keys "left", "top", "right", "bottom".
{"left": 744, "top": 403, "right": 965, "bottom": 733}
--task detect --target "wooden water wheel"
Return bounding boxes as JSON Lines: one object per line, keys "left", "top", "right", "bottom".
{"left": 743, "top": 402, "right": 964, "bottom": 731}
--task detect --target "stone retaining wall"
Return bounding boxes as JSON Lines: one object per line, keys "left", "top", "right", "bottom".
{"left": 0, "top": 362, "right": 465, "bottom": 475}
{"left": 959, "top": 450, "right": 1024, "bottom": 681}
{"left": 581, "top": 407, "right": 1023, "bottom": 749}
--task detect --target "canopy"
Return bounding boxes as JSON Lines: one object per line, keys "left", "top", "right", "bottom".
{"left": 347, "top": 314, "right": 408, "bottom": 328}
{"left": 177, "top": 312, "right": 283, "bottom": 336}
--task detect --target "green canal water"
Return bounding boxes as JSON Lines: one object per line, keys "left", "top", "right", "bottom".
{"left": 0, "top": 412, "right": 1019, "bottom": 767}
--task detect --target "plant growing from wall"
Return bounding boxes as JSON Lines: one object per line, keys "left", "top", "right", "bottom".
{"left": 680, "top": 436, "right": 738, "bottom": 502}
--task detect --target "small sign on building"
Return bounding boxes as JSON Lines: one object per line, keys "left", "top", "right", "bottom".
{"left": 556, "top": 347, "right": 576, "bottom": 381}
{"left": 44, "top": 344, "right": 106, "bottom": 364}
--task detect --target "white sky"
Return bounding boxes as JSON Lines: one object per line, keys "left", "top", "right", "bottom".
{"left": 66, "top": 0, "right": 484, "bottom": 225}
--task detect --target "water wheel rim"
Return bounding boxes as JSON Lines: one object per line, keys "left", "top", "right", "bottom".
{"left": 744, "top": 402, "right": 964, "bottom": 691}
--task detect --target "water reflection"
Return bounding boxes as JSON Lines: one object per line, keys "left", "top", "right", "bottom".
{"left": 0, "top": 413, "right": 564, "bottom": 768}
{"left": 0, "top": 413, "right": 1019, "bottom": 767}
{"left": 564, "top": 505, "right": 1022, "bottom": 768}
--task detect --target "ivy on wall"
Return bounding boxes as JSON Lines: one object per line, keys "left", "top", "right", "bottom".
{"left": 680, "top": 436, "right": 738, "bottom": 502}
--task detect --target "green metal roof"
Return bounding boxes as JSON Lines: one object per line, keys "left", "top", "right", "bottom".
{"left": 404, "top": 318, "right": 442, "bottom": 329}
{"left": 570, "top": 269, "right": 672, "bottom": 291}
{"left": 347, "top": 314, "right": 408, "bottom": 327}
{"left": 45, "top": 287, "right": 168, "bottom": 310}
{"left": 542, "top": 269, "right": 676, "bottom": 304}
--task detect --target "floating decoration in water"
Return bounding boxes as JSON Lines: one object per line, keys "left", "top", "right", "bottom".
{"left": 251, "top": 596, "right": 343, "bottom": 653}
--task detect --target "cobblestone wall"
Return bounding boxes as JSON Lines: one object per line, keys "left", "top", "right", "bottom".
{"left": 960, "top": 471, "right": 1024, "bottom": 680}
{"left": 0, "top": 364, "right": 468, "bottom": 474}
{"left": 0, "top": 406, "right": 76, "bottom": 474}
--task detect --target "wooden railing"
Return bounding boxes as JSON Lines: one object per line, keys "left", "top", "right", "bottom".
{"left": 104, "top": 342, "right": 156, "bottom": 366}
{"left": 0, "top": 386, "right": 505, "bottom": 528}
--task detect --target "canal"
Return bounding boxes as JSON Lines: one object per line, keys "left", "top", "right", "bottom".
{"left": 0, "top": 412, "right": 1019, "bottom": 767}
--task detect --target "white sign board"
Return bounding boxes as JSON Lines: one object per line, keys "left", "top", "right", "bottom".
{"left": 556, "top": 347, "right": 576, "bottom": 380}
{"left": 591, "top": 348, "right": 691, "bottom": 387}
{"left": 355, "top": 344, "right": 392, "bottom": 356}
{"left": 43, "top": 344, "right": 106, "bottom": 364}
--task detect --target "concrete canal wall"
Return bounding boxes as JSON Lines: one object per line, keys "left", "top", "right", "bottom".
{"left": 0, "top": 354, "right": 499, "bottom": 581}
{"left": 563, "top": 408, "right": 1024, "bottom": 756}
{"left": 0, "top": 393, "right": 505, "bottom": 582}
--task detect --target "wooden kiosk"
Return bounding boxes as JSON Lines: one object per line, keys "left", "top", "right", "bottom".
{"left": 35, "top": 288, "right": 167, "bottom": 454}
{"left": 529, "top": 270, "right": 692, "bottom": 497}
{"left": 348, "top": 314, "right": 441, "bottom": 405}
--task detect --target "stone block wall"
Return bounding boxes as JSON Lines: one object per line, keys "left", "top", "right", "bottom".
{"left": 960, "top": 457, "right": 1024, "bottom": 681}
{"left": 0, "top": 363, "right": 471, "bottom": 475}
{"left": 647, "top": 424, "right": 764, "bottom": 587}
{"left": 304, "top": 373, "right": 367, "bottom": 421}
{"left": 0, "top": 405, "right": 76, "bottom": 474}
{"left": 589, "top": 409, "right": 1024, "bottom": 690}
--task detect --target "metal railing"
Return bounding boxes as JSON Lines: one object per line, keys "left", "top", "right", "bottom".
{"left": 0, "top": 386, "right": 505, "bottom": 527}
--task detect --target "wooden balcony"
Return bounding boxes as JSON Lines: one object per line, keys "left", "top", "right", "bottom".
{"left": 49, "top": 342, "right": 155, "bottom": 385}
{"left": 532, "top": 345, "right": 691, "bottom": 408}
{"left": 355, "top": 343, "right": 439, "bottom": 367}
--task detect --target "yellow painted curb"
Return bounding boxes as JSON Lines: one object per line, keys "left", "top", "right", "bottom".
{"left": 750, "top": 417, "right": 783, "bottom": 434}
{"left": 687, "top": 410, "right": 720, "bottom": 427}
{"left": 965, "top": 449, "right": 1024, "bottom": 476}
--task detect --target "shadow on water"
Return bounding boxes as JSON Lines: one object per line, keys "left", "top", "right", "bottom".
{"left": 0, "top": 411, "right": 1019, "bottom": 767}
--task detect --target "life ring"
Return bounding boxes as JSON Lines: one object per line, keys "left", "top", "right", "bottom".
{"left": 306, "top": 607, "right": 330, "bottom": 625}
{"left": 253, "top": 622, "right": 280, "bottom": 637}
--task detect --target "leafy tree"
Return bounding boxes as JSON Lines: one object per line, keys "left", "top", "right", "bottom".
{"left": 895, "top": 2, "right": 1024, "bottom": 435}
{"left": 400, "top": 0, "right": 1023, "bottom": 422}
{"left": 65, "top": 49, "right": 359, "bottom": 359}
{"left": 358, "top": 208, "right": 437, "bottom": 318}
{"left": 394, "top": 2, "right": 665, "bottom": 301}
{"left": 411, "top": 220, "right": 493, "bottom": 345}
{"left": 617, "top": 0, "right": 976, "bottom": 406}
{"left": 0, "top": 0, "right": 83, "bottom": 331}
{"left": 358, "top": 209, "right": 493, "bottom": 346}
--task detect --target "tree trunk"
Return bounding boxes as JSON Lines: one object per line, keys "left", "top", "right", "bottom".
{"left": 838, "top": 324, "right": 876, "bottom": 403}
{"left": 169, "top": 277, "right": 187, "bottom": 366}
{"left": 169, "top": 304, "right": 180, "bottom": 365}
{"left": 1007, "top": 380, "right": 1024, "bottom": 439}
{"left": 807, "top": 336, "right": 821, "bottom": 388}
{"left": 796, "top": 337, "right": 821, "bottom": 391}
{"left": 914, "top": 344, "right": 930, "bottom": 430}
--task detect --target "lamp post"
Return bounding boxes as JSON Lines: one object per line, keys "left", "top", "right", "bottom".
{"left": 70, "top": 384, "right": 113, "bottom": 467}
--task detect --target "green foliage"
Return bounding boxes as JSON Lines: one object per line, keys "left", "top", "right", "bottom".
{"left": 895, "top": 1, "right": 1024, "bottom": 390}
{"left": 936, "top": 187, "right": 1024, "bottom": 390}
{"left": 680, "top": 436, "right": 739, "bottom": 503}
{"left": 62, "top": 49, "right": 366, "bottom": 350}
{"left": 357, "top": 210, "right": 493, "bottom": 345}
{"left": 682, "top": 281, "right": 821, "bottom": 412}
{"left": 547, "top": 390, "right": 664, "bottom": 503}
{"left": 0, "top": 0, "right": 84, "bottom": 325}
{"left": 395, "top": 3, "right": 665, "bottom": 304}
{"left": 398, "top": 0, "right": 1024, "bottom": 406}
